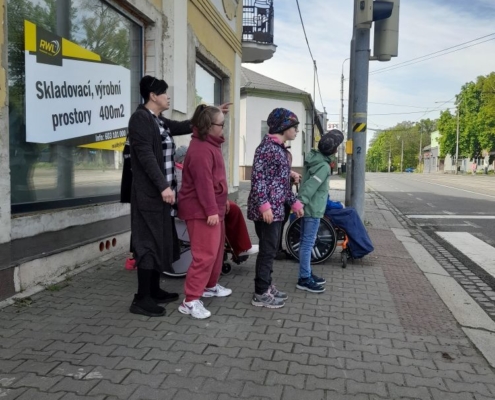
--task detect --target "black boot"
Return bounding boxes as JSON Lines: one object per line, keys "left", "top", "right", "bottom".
{"left": 129, "top": 268, "right": 165, "bottom": 317}
{"left": 130, "top": 294, "right": 166, "bottom": 317}
{"left": 150, "top": 269, "right": 179, "bottom": 304}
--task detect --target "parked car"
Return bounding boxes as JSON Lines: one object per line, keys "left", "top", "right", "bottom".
{"left": 405, "top": 167, "right": 415, "bottom": 173}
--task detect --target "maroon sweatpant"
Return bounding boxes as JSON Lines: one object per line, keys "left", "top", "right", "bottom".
{"left": 184, "top": 219, "right": 225, "bottom": 302}
{"left": 225, "top": 201, "right": 252, "bottom": 256}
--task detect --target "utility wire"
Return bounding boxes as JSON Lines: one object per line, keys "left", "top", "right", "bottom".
{"left": 368, "top": 101, "right": 433, "bottom": 109}
{"left": 372, "top": 38, "right": 495, "bottom": 76}
{"left": 295, "top": 0, "right": 314, "bottom": 61}
{"left": 371, "top": 34, "right": 495, "bottom": 75}
{"left": 315, "top": 64, "right": 326, "bottom": 112}
{"left": 295, "top": 0, "right": 326, "bottom": 112}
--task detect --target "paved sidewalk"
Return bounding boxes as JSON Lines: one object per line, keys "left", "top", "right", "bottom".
{"left": 1, "top": 178, "right": 495, "bottom": 399}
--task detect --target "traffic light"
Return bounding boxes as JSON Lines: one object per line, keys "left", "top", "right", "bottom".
{"left": 373, "top": 0, "right": 400, "bottom": 61}
{"left": 354, "top": 0, "right": 400, "bottom": 61}
{"left": 355, "top": 0, "right": 393, "bottom": 28}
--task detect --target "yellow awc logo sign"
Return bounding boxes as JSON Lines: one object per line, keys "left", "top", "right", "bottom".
{"left": 39, "top": 39, "right": 61, "bottom": 57}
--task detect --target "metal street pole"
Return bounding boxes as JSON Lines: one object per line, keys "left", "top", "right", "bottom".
{"left": 400, "top": 138, "right": 404, "bottom": 173}
{"left": 434, "top": 100, "right": 460, "bottom": 174}
{"left": 388, "top": 142, "right": 391, "bottom": 173}
{"left": 345, "top": 38, "right": 356, "bottom": 207}
{"left": 340, "top": 58, "right": 350, "bottom": 133}
{"left": 349, "top": 25, "right": 370, "bottom": 220}
{"left": 339, "top": 58, "right": 350, "bottom": 174}
{"left": 418, "top": 127, "right": 423, "bottom": 173}
{"left": 455, "top": 105, "right": 460, "bottom": 175}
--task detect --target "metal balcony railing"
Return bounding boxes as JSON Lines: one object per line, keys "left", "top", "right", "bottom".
{"left": 242, "top": 0, "right": 274, "bottom": 44}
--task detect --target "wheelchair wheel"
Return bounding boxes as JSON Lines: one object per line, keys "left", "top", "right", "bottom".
{"left": 285, "top": 218, "right": 337, "bottom": 264}
{"left": 341, "top": 250, "right": 347, "bottom": 269}
{"left": 162, "top": 245, "right": 190, "bottom": 278}
{"left": 221, "top": 263, "right": 232, "bottom": 275}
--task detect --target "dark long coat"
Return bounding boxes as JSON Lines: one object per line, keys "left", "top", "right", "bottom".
{"left": 128, "top": 104, "right": 191, "bottom": 273}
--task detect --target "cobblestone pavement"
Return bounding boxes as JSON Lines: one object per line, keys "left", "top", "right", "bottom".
{"left": 1, "top": 180, "right": 495, "bottom": 399}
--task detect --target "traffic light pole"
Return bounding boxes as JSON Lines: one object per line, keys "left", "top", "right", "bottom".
{"left": 349, "top": 27, "right": 371, "bottom": 220}
{"left": 346, "top": 0, "right": 399, "bottom": 219}
{"left": 344, "top": 38, "right": 355, "bottom": 208}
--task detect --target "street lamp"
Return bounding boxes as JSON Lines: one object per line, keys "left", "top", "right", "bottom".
{"left": 340, "top": 58, "right": 350, "bottom": 133}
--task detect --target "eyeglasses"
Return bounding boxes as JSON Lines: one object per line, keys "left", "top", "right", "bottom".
{"left": 149, "top": 77, "right": 156, "bottom": 89}
{"left": 293, "top": 126, "right": 299, "bottom": 133}
{"left": 212, "top": 122, "right": 225, "bottom": 128}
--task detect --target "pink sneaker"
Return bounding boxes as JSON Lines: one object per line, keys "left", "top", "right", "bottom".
{"left": 125, "top": 258, "right": 136, "bottom": 270}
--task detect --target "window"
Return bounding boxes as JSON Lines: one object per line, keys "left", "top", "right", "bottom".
{"left": 8, "top": 0, "right": 142, "bottom": 212}
{"left": 195, "top": 63, "right": 222, "bottom": 106}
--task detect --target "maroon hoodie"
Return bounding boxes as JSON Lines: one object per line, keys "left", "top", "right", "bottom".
{"left": 177, "top": 132, "right": 228, "bottom": 221}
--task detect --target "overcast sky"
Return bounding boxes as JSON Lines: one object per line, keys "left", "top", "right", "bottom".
{"left": 244, "top": 0, "right": 495, "bottom": 143}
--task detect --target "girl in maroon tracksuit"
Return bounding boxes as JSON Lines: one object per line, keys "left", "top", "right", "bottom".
{"left": 177, "top": 104, "right": 231, "bottom": 319}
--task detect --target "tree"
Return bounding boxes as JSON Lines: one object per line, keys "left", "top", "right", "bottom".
{"left": 438, "top": 73, "right": 495, "bottom": 162}
{"left": 437, "top": 110, "right": 456, "bottom": 158}
{"left": 78, "top": 0, "right": 131, "bottom": 67}
{"left": 366, "top": 121, "right": 429, "bottom": 172}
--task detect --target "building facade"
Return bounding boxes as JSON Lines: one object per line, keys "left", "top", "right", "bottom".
{"left": 423, "top": 130, "right": 440, "bottom": 173}
{"left": 0, "top": 0, "right": 244, "bottom": 300}
{"left": 239, "top": 67, "right": 324, "bottom": 180}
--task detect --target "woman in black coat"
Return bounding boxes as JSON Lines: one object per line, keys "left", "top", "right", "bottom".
{"left": 128, "top": 75, "right": 192, "bottom": 317}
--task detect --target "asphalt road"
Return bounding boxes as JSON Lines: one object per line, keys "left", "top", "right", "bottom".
{"left": 366, "top": 172, "right": 495, "bottom": 289}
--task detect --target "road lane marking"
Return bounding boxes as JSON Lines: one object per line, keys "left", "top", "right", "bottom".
{"left": 435, "top": 232, "right": 495, "bottom": 280}
{"left": 416, "top": 198, "right": 423, "bottom": 201}
{"left": 443, "top": 211, "right": 455, "bottom": 215}
{"left": 409, "top": 179, "right": 495, "bottom": 199}
{"left": 407, "top": 215, "right": 495, "bottom": 219}
{"left": 426, "top": 203, "right": 436, "bottom": 208}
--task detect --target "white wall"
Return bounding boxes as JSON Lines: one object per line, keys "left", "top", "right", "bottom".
{"left": 240, "top": 95, "right": 306, "bottom": 168}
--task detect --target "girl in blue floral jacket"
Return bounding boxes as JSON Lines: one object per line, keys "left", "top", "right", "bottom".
{"left": 248, "top": 108, "right": 304, "bottom": 309}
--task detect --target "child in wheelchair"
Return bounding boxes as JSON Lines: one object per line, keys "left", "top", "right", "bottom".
{"left": 296, "top": 130, "right": 344, "bottom": 293}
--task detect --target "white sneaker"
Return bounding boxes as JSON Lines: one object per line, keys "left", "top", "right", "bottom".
{"left": 239, "top": 244, "right": 259, "bottom": 257}
{"left": 202, "top": 284, "right": 232, "bottom": 298}
{"left": 178, "top": 299, "right": 211, "bottom": 319}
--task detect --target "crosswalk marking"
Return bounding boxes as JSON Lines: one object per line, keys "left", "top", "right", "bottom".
{"left": 436, "top": 232, "right": 495, "bottom": 279}
{"left": 408, "top": 215, "right": 495, "bottom": 219}
{"left": 417, "top": 222, "right": 479, "bottom": 228}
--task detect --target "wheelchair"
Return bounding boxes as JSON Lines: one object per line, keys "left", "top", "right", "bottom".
{"left": 285, "top": 216, "right": 350, "bottom": 268}
{"left": 163, "top": 219, "right": 248, "bottom": 277}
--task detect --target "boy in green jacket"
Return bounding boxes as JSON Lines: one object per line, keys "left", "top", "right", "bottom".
{"left": 296, "top": 130, "right": 344, "bottom": 293}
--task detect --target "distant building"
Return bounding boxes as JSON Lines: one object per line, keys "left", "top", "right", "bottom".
{"left": 423, "top": 131, "right": 441, "bottom": 173}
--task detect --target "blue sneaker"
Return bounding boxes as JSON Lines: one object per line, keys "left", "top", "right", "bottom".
{"left": 296, "top": 278, "right": 325, "bottom": 293}
{"left": 311, "top": 273, "right": 326, "bottom": 285}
